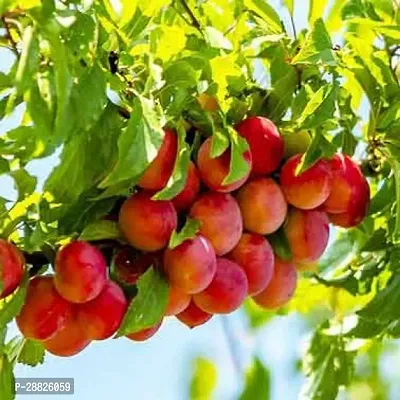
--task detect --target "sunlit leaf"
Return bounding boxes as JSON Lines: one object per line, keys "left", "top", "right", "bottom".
{"left": 153, "top": 121, "right": 191, "bottom": 201}
{"left": 190, "top": 357, "right": 217, "bottom": 400}
{"left": 79, "top": 220, "right": 122, "bottom": 242}
{"left": 292, "top": 19, "right": 335, "bottom": 66}
{"left": 169, "top": 218, "right": 201, "bottom": 249}
{"left": 240, "top": 358, "right": 270, "bottom": 400}
{"left": 283, "top": 0, "right": 294, "bottom": 15}
{"left": 99, "top": 97, "right": 164, "bottom": 189}
{"left": 301, "top": 321, "right": 356, "bottom": 400}
{"left": 244, "top": 0, "right": 282, "bottom": 33}
{"left": 308, "top": 0, "right": 329, "bottom": 26}
{"left": 117, "top": 267, "right": 169, "bottom": 336}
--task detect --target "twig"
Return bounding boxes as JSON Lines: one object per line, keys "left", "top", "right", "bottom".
{"left": 289, "top": 13, "right": 297, "bottom": 39}
{"left": 220, "top": 316, "right": 242, "bottom": 378}
{"left": 178, "top": 0, "right": 203, "bottom": 36}
{"left": 1, "top": 16, "right": 19, "bottom": 56}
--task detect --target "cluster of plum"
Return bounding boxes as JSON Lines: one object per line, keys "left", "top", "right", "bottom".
{"left": 115, "top": 116, "right": 370, "bottom": 339}
{"left": 0, "top": 116, "right": 370, "bottom": 356}
{"left": 15, "top": 241, "right": 128, "bottom": 356}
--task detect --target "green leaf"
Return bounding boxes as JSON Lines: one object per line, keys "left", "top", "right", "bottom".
{"left": 318, "top": 232, "right": 356, "bottom": 272}
{"left": 297, "top": 129, "right": 336, "bottom": 174}
{"left": 211, "top": 126, "right": 230, "bottom": 158}
{"left": 301, "top": 322, "right": 355, "bottom": 400}
{"left": 48, "top": 194, "right": 117, "bottom": 236}
{"left": 308, "top": 0, "right": 329, "bottom": 26}
{"left": 368, "top": 178, "right": 394, "bottom": 215}
{"left": 79, "top": 220, "right": 122, "bottom": 242}
{"left": 347, "top": 317, "right": 386, "bottom": 339}
{"left": 15, "top": 26, "right": 39, "bottom": 95}
{"left": 100, "top": 96, "right": 165, "bottom": 189}
{"left": 388, "top": 155, "right": 400, "bottom": 242}
{"left": 291, "top": 19, "right": 335, "bottom": 66}
{"left": 326, "top": 0, "right": 347, "bottom": 33}
{"left": 190, "top": 357, "right": 217, "bottom": 400}
{"left": 204, "top": 26, "right": 233, "bottom": 50}
{"left": 64, "top": 13, "right": 97, "bottom": 61}
{"left": 346, "top": 35, "right": 397, "bottom": 99}
{"left": 122, "top": 8, "right": 151, "bottom": 43}
{"left": 358, "top": 274, "right": 400, "bottom": 324}
{"left": 163, "top": 61, "right": 198, "bottom": 88}
{"left": 265, "top": 65, "right": 297, "bottom": 123}
{"left": 223, "top": 127, "right": 251, "bottom": 186}
{"left": 153, "top": 121, "right": 191, "bottom": 201}
{"left": 244, "top": 0, "right": 282, "bottom": 33}
{"left": 314, "top": 271, "right": 360, "bottom": 296}
{"left": 45, "top": 104, "right": 122, "bottom": 204}
{"left": 68, "top": 64, "right": 108, "bottom": 135}
{"left": 26, "top": 80, "right": 53, "bottom": 137}
{"left": 360, "top": 228, "right": 387, "bottom": 252}
{"left": 0, "top": 73, "right": 11, "bottom": 91}
{"left": 240, "top": 358, "right": 270, "bottom": 400}
{"left": 7, "top": 337, "right": 45, "bottom": 367}
{"left": 297, "top": 84, "right": 337, "bottom": 129}
{"left": 42, "top": 19, "right": 73, "bottom": 138}
{"left": 266, "top": 227, "right": 292, "bottom": 262}
{"left": 169, "top": 218, "right": 201, "bottom": 249}
{"left": 116, "top": 267, "right": 169, "bottom": 337}
{"left": 0, "top": 159, "right": 9, "bottom": 175}
{"left": 283, "top": 0, "right": 294, "bottom": 15}
{"left": 17, "top": 339, "right": 45, "bottom": 367}
{"left": 387, "top": 320, "right": 400, "bottom": 338}
{"left": 0, "top": 279, "right": 27, "bottom": 329}
{"left": 10, "top": 170, "right": 37, "bottom": 202}
{"left": 0, "top": 354, "right": 15, "bottom": 400}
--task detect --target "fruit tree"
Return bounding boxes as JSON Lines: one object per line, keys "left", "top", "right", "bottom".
{"left": 0, "top": 0, "right": 399, "bottom": 398}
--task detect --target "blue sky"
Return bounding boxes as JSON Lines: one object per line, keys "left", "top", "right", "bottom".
{"left": 0, "top": 1, "right": 323, "bottom": 399}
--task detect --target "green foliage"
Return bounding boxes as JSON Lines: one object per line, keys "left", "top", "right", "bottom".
{"left": 6, "top": 337, "right": 45, "bottom": 367}
{"left": 301, "top": 321, "right": 356, "bottom": 400}
{"left": 292, "top": 19, "right": 335, "bottom": 66}
{"left": 117, "top": 267, "right": 169, "bottom": 337}
{"left": 189, "top": 357, "right": 217, "bottom": 400}
{"left": 99, "top": 96, "right": 165, "bottom": 191}
{"left": 153, "top": 120, "right": 191, "bottom": 200}
{"left": 239, "top": 357, "right": 270, "bottom": 400}
{"left": 79, "top": 220, "right": 123, "bottom": 242}
{"left": 0, "top": 279, "right": 27, "bottom": 329}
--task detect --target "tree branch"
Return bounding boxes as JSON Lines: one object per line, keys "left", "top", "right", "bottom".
{"left": 178, "top": 0, "right": 203, "bottom": 36}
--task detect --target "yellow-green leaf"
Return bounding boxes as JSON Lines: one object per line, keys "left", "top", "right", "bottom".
{"left": 308, "top": 0, "right": 329, "bottom": 26}
{"left": 190, "top": 357, "right": 217, "bottom": 400}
